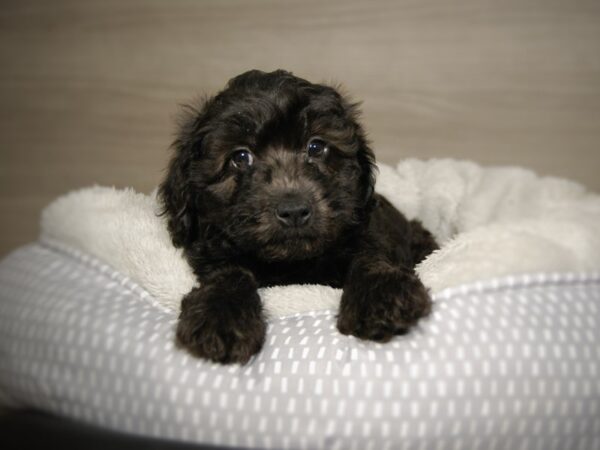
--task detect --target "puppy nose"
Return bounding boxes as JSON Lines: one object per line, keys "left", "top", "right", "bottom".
{"left": 275, "top": 196, "right": 312, "bottom": 227}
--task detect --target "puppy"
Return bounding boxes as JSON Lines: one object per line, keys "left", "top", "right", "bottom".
{"left": 159, "top": 70, "right": 438, "bottom": 364}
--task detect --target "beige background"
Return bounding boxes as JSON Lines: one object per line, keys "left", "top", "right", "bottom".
{"left": 1, "top": 0, "right": 599, "bottom": 257}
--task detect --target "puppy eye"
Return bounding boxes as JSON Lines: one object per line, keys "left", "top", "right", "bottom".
{"left": 230, "top": 148, "right": 254, "bottom": 169}
{"left": 307, "top": 138, "right": 329, "bottom": 159}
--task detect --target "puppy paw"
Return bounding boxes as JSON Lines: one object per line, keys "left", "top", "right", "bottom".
{"left": 176, "top": 270, "right": 266, "bottom": 364}
{"left": 337, "top": 263, "right": 432, "bottom": 342}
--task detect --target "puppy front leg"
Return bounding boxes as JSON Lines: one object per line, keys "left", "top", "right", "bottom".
{"left": 337, "top": 257, "right": 432, "bottom": 342}
{"left": 176, "top": 267, "right": 266, "bottom": 364}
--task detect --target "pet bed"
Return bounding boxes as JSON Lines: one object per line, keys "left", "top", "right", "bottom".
{"left": 1, "top": 158, "right": 599, "bottom": 449}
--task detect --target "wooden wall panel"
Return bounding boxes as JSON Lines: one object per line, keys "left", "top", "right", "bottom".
{"left": 1, "top": 0, "right": 599, "bottom": 255}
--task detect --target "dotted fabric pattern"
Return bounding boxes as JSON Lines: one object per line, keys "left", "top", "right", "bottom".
{"left": 0, "top": 243, "right": 599, "bottom": 450}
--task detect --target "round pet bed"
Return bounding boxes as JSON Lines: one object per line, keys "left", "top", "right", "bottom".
{"left": 1, "top": 158, "right": 599, "bottom": 449}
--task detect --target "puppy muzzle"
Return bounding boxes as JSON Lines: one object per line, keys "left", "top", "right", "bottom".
{"left": 275, "top": 193, "right": 312, "bottom": 228}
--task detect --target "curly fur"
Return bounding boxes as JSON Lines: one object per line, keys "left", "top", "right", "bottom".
{"left": 159, "top": 70, "right": 438, "bottom": 364}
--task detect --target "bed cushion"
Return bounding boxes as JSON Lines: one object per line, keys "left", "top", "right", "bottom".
{"left": 39, "top": 159, "right": 600, "bottom": 316}
{"left": 1, "top": 243, "right": 599, "bottom": 449}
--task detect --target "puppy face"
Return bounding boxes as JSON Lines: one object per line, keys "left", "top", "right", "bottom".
{"left": 160, "top": 70, "right": 376, "bottom": 261}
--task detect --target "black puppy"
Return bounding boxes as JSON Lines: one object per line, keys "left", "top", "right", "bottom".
{"left": 159, "top": 70, "right": 438, "bottom": 364}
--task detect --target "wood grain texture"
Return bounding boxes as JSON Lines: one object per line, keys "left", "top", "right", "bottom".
{"left": 1, "top": 0, "right": 599, "bottom": 256}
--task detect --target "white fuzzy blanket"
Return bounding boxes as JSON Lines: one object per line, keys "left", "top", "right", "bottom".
{"left": 40, "top": 159, "right": 600, "bottom": 318}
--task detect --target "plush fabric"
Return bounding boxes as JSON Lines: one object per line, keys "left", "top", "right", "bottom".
{"left": 40, "top": 158, "right": 600, "bottom": 316}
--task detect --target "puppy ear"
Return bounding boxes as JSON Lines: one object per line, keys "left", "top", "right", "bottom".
{"left": 357, "top": 140, "right": 377, "bottom": 205}
{"left": 159, "top": 146, "right": 197, "bottom": 248}
{"left": 336, "top": 91, "right": 378, "bottom": 206}
{"left": 159, "top": 103, "right": 206, "bottom": 248}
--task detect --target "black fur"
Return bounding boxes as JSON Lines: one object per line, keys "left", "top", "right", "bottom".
{"left": 160, "top": 70, "right": 438, "bottom": 364}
